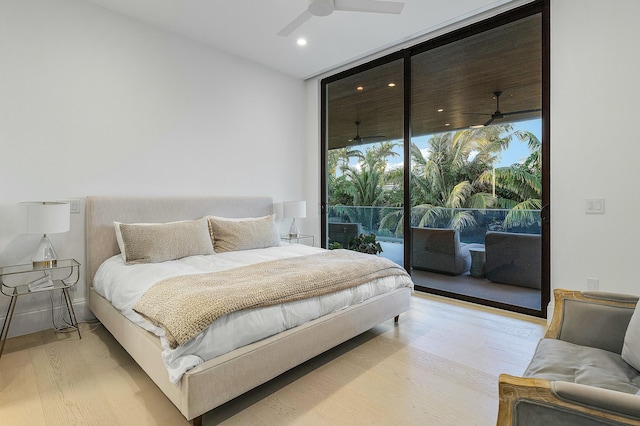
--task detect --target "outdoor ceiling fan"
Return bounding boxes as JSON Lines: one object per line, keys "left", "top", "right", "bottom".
{"left": 350, "top": 120, "right": 386, "bottom": 144}
{"left": 466, "top": 91, "right": 542, "bottom": 126}
{"left": 277, "top": 0, "right": 405, "bottom": 37}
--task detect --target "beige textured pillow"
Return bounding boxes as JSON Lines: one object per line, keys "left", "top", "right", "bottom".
{"left": 115, "top": 218, "right": 214, "bottom": 265}
{"left": 622, "top": 304, "right": 640, "bottom": 371}
{"left": 207, "top": 214, "right": 280, "bottom": 253}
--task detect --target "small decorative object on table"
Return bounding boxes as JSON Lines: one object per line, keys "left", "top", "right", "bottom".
{"left": 280, "top": 233, "right": 314, "bottom": 246}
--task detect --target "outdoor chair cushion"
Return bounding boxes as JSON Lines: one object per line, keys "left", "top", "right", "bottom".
{"left": 485, "top": 231, "right": 541, "bottom": 288}
{"left": 411, "top": 227, "right": 481, "bottom": 275}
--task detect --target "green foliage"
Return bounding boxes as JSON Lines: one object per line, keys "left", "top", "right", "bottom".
{"left": 327, "top": 124, "right": 542, "bottom": 235}
{"left": 347, "top": 233, "right": 383, "bottom": 255}
{"left": 328, "top": 241, "right": 343, "bottom": 250}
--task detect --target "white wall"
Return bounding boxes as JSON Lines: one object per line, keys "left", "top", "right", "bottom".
{"left": 550, "top": 0, "right": 640, "bottom": 296}
{"left": 0, "top": 0, "right": 305, "bottom": 336}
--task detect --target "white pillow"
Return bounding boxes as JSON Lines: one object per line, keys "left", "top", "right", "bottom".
{"left": 207, "top": 214, "right": 280, "bottom": 253}
{"left": 622, "top": 304, "right": 640, "bottom": 371}
{"left": 114, "top": 218, "right": 214, "bottom": 264}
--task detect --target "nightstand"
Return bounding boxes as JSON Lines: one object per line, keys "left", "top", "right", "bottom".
{"left": 0, "top": 259, "right": 81, "bottom": 358}
{"left": 280, "top": 234, "right": 315, "bottom": 246}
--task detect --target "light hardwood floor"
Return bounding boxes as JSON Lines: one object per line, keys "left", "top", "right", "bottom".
{"left": 0, "top": 293, "right": 546, "bottom": 425}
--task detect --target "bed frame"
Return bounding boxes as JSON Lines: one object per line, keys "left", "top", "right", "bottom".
{"left": 85, "top": 196, "right": 412, "bottom": 425}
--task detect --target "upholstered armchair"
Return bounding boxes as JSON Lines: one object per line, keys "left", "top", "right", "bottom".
{"left": 411, "top": 227, "right": 483, "bottom": 275}
{"left": 497, "top": 289, "right": 640, "bottom": 425}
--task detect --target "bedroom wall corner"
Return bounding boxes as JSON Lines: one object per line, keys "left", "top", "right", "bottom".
{"left": 301, "top": 78, "right": 322, "bottom": 244}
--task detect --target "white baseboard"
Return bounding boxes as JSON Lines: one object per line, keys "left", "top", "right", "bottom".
{"left": 3, "top": 297, "right": 93, "bottom": 339}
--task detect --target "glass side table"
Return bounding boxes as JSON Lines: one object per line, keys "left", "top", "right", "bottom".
{"left": 0, "top": 259, "right": 81, "bottom": 358}
{"left": 280, "top": 234, "right": 315, "bottom": 246}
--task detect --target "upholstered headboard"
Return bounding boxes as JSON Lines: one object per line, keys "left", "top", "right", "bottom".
{"left": 85, "top": 196, "right": 274, "bottom": 289}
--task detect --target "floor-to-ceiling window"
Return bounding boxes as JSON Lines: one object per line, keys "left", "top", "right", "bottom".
{"left": 321, "top": 1, "right": 549, "bottom": 317}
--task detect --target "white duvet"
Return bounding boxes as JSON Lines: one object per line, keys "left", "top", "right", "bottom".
{"left": 93, "top": 244, "right": 413, "bottom": 384}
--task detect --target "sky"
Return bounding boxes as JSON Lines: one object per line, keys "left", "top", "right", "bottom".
{"left": 495, "top": 118, "right": 542, "bottom": 167}
{"left": 346, "top": 118, "right": 542, "bottom": 171}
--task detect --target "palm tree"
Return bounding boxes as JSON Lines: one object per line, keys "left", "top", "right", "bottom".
{"left": 478, "top": 130, "right": 542, "bottom": 229}
{"left": 379, "top": 125, "right": 532, "bottom": 236}
{"left": 340, "top": 154, "right": 387, "bottom": 230}
{"left": 327, "top": 147, "right": 364, "bottom": 206}
{"left": 329, "top": 141, "right": 401, "bottom": 232}
{"left": 412, "top": 127, "right": 509, "bottom": 228}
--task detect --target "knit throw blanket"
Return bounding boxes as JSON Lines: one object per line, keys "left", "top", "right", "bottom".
{"left": 133, "top": 249, "right": 409, "bottom": 349}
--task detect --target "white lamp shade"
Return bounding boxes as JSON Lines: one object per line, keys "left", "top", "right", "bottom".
{"left": 283, "top": 201, "right": 306, "bottom": 219}
{"left": 24, "top": 202, "right": 70, "bottom": 235}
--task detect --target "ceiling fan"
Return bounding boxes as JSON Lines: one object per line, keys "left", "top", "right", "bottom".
{"left": 466, "top": 91, "right": 542, "bottom": 126}
{"left": 349, "top": 120, "right": 386, "bottom": 144}
{"left": 278, "top": 0, "right": 405, "bottom": 37}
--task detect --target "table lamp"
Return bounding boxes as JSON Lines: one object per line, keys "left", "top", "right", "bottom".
{"left": 25, "top": 202, "right": 70, "bottom": 268}
{"left": 283, "top": 201, "right": 306, "bottom": 238}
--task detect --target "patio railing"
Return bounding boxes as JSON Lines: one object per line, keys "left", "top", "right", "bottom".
{"left": 327, "top": 205, "right": 541, "bottom": 244}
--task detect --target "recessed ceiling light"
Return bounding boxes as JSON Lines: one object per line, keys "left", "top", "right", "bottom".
{"left": 470, "top": 124, "right": 485, "bottom": 129}
{"left": 356, "top": 86, "right": 364, "bottom": 91}
{"left": 437, "top": 108, "right": 444, "bottom": 112}
{"left": 388, "top": 83, "right": 396, "bottom": 87}
{"left": 445, "top": 123, "right": 450, "bottom": 126}
{"left": 296, "top": 38, "right": 307, "bottom": 46}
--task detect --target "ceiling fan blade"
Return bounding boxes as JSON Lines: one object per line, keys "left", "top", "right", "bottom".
{"left": 334, "top": 0, "right": 405, "bottom": 14}
{"left": 351, "top": 136, "right": 387, "bottom": 144}
{"left": 277, "top": 10, "right": 313, "bottom": 37}
{"left": 501, "top": 108, "right": 542, "bottom": 116}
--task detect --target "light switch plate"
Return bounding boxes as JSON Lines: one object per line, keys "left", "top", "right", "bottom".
{"left": 585, "top": 199, "right": 605, "bottom": 214}
{"left": 69, "top": 200, "right": 80, "bottom": 214}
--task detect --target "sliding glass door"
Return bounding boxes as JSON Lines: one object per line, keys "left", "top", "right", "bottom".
{"left": 321, "top": 2, "right": 548, "bottom": 317}
{"left": 409, "top": 13, "right": 543, "bottom": 312}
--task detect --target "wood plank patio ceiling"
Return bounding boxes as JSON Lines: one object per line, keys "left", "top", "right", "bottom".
{"left": 327, "top": 13, "right": 542, "bottom": 150}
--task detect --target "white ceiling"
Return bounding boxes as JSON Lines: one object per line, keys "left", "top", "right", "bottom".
{"left": 84, "top": 0, "right": 529, "bottom": 80}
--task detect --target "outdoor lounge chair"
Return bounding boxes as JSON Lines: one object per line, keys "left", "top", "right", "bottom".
{"left": 411, "top": 227, "right": 483, "bottom": 275}
{"left": 485, "top": 231, "right": 541, "bottom": 289}
{"left": 328, "top": 222, "right": 362, "bottom": 248}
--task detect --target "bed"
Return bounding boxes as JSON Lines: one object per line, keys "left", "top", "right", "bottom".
{"left": 85, "top": 196, "right": 413, "bottom": 425}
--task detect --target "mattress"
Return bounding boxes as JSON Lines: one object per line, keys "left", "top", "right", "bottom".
{"left": 93, "top": 244, "right": 413, "bottom": 383}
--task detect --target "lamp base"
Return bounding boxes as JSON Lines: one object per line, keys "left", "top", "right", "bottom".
{"left": 288, "top": 218, "right": 300, "bottom": 238}
{"left": 32, "top": 234, "right": 58, "bottom": 269}
{"left": 33, "top": 259, "right": 57, "bottom": 269}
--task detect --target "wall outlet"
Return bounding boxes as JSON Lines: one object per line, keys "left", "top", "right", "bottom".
{"left": 586, "top": 278, "right": 599, "bottom": 291}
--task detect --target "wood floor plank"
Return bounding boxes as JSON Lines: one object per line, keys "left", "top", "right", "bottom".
{"left": 0, "top": 293, "right": 546, "bottom": 426}
{"left": 29, "top": 336, "right": 120, "bottom": 425}
{"left": 0, "top": 349, "right": 47, "bottom": 425}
